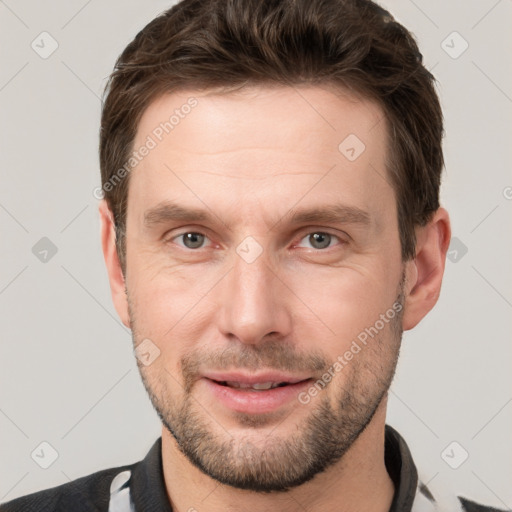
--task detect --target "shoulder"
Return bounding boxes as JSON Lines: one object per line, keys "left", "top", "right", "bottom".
{"left": 459, "top": 496, "right": 511, "bottom": 512}
{"left": 0, "top": 463, "right": 134, "bottom": 512}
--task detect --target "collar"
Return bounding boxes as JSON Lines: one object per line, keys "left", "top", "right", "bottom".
{"left": 385, "top": 424, "right": 419, "bottom": 512}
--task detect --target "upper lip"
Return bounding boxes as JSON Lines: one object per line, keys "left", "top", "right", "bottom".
{"left": 202, "top": 371, "right": 311, "bottom": 385}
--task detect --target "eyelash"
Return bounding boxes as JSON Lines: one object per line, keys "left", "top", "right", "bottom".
{"left": 168, "top": 230, "right": 346, "bottom": 251}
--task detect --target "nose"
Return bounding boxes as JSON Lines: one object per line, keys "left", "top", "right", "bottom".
{"left": 216, "top": 247, "right": 292, "bottom": 345}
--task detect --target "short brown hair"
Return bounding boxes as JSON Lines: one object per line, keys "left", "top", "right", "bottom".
{"left": 100, "top": 0, "right": 444, "bottom": 271}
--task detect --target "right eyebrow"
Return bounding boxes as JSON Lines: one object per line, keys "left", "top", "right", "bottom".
{"left": 143, "top": 202, "right": 211, "bottom": 228}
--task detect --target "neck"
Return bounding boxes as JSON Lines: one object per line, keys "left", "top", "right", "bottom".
{"left": 161, "top": 398, "right": 395, "bottom": 512}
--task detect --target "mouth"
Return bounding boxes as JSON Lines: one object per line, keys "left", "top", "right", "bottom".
{"left": 200, "top": 372, "right": 314, "bottom": 414}
{"left": 214, "top": 380, "right": 297, "bottom": 390}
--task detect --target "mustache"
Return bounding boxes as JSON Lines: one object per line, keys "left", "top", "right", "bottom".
{"left": 180, "top": 340, "right": 328, "bottom": 392}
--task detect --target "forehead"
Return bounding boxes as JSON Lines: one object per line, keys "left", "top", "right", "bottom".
{"left": 128, "top": 85, "right": 392, "bottom": 222}
{"left": 135, "top": 84, "right": 387, "bottom": 160}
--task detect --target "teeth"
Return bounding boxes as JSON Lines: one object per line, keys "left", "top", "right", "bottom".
{"left": 224, "top": 381, "right": 283, "bottom": 390}
{"left": 252, "top": 382, "right": 274, "bottom": 390}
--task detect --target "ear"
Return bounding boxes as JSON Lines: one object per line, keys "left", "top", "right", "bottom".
{"left": 402, "top": 207, "right": 451, "bottom": 331}
{"left": 99, "top": 200, "right": 131, "bottom": 328}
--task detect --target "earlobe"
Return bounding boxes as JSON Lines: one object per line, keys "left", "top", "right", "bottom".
{"left": 99, "top": 200, "right": 131, "bottom": 328}
{"left": 402, "top": 208, "right": 451, "bottom": 331}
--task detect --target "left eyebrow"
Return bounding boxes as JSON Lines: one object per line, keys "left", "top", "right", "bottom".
{"left": 285, "top": 204, "right": 372, "bottom": 228}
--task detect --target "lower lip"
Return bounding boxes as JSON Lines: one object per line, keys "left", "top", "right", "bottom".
{"left": 202, "top": 378, "right": 312, "bottom": 415}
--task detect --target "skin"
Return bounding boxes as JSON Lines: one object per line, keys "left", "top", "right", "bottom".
{"left": 100, "top": 85, "right": 451, "bottom": 512}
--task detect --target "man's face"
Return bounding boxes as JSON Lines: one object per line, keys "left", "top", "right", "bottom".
{"left": 123, "top": 85, "right": 405, "bottom": 491}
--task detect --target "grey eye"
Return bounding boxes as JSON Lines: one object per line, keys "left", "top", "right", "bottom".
{"left": 180, "top": 232, "right": 206, "bottom": 249}
{"left": 308, "top": 233, "right": 332, "bottom": 249}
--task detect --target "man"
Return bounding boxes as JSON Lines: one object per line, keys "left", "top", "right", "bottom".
{"left": 1, "top": 0, "right": 506, "bottom": 511}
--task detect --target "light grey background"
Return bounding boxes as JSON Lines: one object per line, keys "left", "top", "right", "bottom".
{"left": 1, "top": 0, "right": 511, "bottom": 507}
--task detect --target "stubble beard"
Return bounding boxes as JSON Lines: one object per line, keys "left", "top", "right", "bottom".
{"left": 130, "top": 291, "right": 404, "bottom": 492}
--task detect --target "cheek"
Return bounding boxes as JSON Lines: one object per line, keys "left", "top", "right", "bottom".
{"left": 127, "top": 248, "right": 216, "bottom": 326}
{"left": 127, "top": 258, "right": 221, "bottom": 375}
{"left": 287, "top": 264, "right": 400, "bottom": 350}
